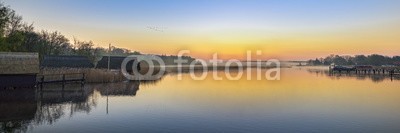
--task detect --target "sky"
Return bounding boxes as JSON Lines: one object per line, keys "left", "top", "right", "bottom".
{"left": 3, "top": 0, "right": 400, "bottom": 60}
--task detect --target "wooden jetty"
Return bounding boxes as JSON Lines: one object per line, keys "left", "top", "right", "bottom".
{"left": 329, "top": 65, "right": 400, "bottom": 77}
{"left": 37, "top": 73, "right": 85, "bottom": 90}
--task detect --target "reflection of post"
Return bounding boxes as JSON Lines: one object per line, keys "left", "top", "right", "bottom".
{"left": 81, "top": 83, "right": 84, "bottom": 97}
{"left": 106, "top": 87, "right": 109, "bottom": 115}
{"left": 40, "top": 91, "right": 43, "bottom": 100}
{"left": 62, "top": 89, "right": 65, "bottom": 99}
{"left": 81, "top": 73, "right": 85, "bottom": 87}
{"left": 40, "top": 75, "right": 44, "bottom": 91}
{"left": 62, "top": 74, "right": 65, "bottom": 89}
{"left": 390, "top": 70, "right": 393, "bottom": 81}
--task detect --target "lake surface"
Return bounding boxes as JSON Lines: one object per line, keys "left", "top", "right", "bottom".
{"left": 1, "top": 66, "right": 400, "bottom": 133}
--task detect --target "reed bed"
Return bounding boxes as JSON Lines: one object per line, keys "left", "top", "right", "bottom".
{"left": 39, "top": 65, "right": 289, "bottom": 83}
{"left": 40, "top": 68, "right": 126, "bottom": 83}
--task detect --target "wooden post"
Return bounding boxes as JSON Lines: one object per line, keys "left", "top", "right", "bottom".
{"left": 81, "top": 73, "right": 85, "bottom": 87}
{"left": 390, "top": 70, "right": 393, "bottom": 80}
{"left": 62, "top": 74, "right": 65, "bottom": 91}
{"left": 108, "top": 43, "right": 111, "bottom": 71}
{"left": 40, "top": 75, "right": 44, "bottom": 91}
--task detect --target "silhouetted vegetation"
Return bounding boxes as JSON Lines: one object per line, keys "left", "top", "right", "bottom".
{"left": 0, "top": 3, "right": 137, "bottom": 61}
{"left": 0, "top": 3, "right": 195, "bottom": 64}
{"left": 308, "top": 54, "right": 400, "bottom": 66}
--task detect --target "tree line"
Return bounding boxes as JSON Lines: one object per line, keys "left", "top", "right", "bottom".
{"left": 0, "top": 3, "right": 144, "bottom": 62}
{"left": 308, "top": 54, "right": 400, "bottom": 66}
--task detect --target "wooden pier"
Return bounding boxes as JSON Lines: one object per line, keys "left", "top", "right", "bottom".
{"left": 329, "top": 66, "right": 400, "bottom": 77}
{"left": 37, "top": 73, "right": 85, "bottom": 90}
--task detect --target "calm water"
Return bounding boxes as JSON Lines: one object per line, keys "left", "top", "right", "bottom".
{"left": 1, "top": 66, "right": 400, "bottom": 133}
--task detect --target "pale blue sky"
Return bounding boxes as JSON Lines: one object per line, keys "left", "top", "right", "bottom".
{"left": 6, "top": 0, "right": 400, "bottom": 30}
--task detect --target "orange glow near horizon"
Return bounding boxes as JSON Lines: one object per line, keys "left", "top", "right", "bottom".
{"left": 5, "top": 0, "right": 400, "bottom": 60}
{"left": 68, "top": 21, "right": 400, "bottom": 60}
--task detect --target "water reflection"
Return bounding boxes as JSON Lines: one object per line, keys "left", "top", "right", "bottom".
{"left": 2, "top": 68, "right": 400, "bottom": 132}
{"left": 95, "top": 81, "right": 140, "bottom": 96}
{"left": 0, "top": 79, "right": 162, "bottom": 133}
{"left": 0, "top": 89, "right": 36, "bottom": 133}
{"left": 35, "top": 84, "right": 95, "bottom": 126}
{"left": 305, "top": 66, "right": 400, "bottom": 82}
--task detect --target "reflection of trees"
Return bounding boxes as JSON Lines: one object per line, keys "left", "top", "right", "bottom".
{"left": 355, "top": 76, "right": 367, "bottom": 81}
{"left": 95, "top": 81, "right": 140, "bottom": 96}
{"left": 33, "top": 97, "right": 98, "bottom": 126}
{"left": 0, "top": 89, "right": 36, "bottom": 133}
{"left": 34, "top": 104, "right": 65, "bottom": 125}
{"left": 69, "top": 95, "right": 98, "bottom": 116}
{"left": 0, "top": 85, "right": 97, "bottom": 132}
{"left": 138, "top": 78, "right": 164, "bottom": 86}
{"left": 94, "top": 78, "right": 163, "bottom": 96}
{"left": 369, "top": 75, "right": 386, "bottom": 82}
{"left": 306, "top": 68, "right": 399, "bottom": 82}
{"left": 0, "top": 120, "right": 31, "bottom": 133}
{"left": 33, "top": 85, "right": 97, "bottom": 125}
{"left": 0, "top": 79, "right": 164, "bottom": 132}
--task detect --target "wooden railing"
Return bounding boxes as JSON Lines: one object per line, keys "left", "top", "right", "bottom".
{"left": 37, "top": 73, "right": 85, "bottom": 89}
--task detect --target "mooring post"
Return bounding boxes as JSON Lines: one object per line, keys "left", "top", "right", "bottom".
{"left": 40, "top": 75, "right": 44, "bottom": 91}
{"left": 81, "top": 73, "right": 85, "bottom": 86}
{"left": 390, "top": 70, "right": 393, "bottom": 80}
{"left": 62, "top": 74, "right": 65, "bottom": 91}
